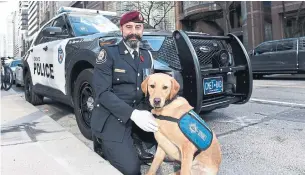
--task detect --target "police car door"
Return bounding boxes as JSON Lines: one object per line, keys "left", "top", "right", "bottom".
{"left": 28, "top": 22, "right": 54, "bottom": 87}
{"left": 44, "top": 15, "right": 71, "bottom": 95}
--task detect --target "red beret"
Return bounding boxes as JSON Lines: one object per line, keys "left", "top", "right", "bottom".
{"left": 120, "top": 11, "right": 144, "bottom": 26}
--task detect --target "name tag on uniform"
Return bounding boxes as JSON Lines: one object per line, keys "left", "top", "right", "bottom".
{"left": 114, "top": 68, "right": 126, "bottom": 73}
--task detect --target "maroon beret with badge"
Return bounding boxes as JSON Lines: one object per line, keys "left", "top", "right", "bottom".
{"left": 120, "top": 11, "right": 144, "bottom": 26}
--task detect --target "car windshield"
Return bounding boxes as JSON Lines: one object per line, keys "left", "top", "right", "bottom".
{"left": 103, "top": 15, "right": 155, "bottom": 29}
{"left": 100, "top": 36, "right": 166, "bottom": 51}
{"left": 10, "top": 60, "right": 21, "bottom": 67}
{"left": 142, "top": 36, "right": 165, "bottom": 51}
{"left": 68, "top": 14, "right": 120, "bottom": 36}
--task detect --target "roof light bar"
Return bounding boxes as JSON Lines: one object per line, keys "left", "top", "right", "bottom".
{"left": 57, "top": 7, "right": 117, "bottom": 16}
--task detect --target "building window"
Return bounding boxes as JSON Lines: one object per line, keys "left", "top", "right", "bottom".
{"left": 285, "top": 16, "right": 305, "bottom": 38}
{"left": 264, "top": 22, "right": 272, "bottom": 41}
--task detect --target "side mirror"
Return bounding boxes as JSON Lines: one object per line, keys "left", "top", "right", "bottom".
{"left": 42, "top": 27, "right": 62, "bottom": 37}
{"left": 42, "top": 27, "right": 68, "bottom": 38}
{"left": 17, "top": 63, "right": 23, "bottom": 68}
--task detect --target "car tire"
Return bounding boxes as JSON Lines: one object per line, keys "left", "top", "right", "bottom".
{"left": 24, "top": 71, "right": 44, "bottom": 105}
{"left": 73, "top": 69, "right": 95, "bottom": 140}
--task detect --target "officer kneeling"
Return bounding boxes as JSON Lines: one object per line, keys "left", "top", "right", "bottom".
{"left": 91, "top": 10, "right": 158, "bottom": 175}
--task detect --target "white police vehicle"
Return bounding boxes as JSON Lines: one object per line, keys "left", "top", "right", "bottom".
{"left": 23, "top": 7, "right": 253, "bottom": 140}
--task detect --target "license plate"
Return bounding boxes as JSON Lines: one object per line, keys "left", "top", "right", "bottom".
{"left": 203, "top": 76, "right": 223, "bottom": 95}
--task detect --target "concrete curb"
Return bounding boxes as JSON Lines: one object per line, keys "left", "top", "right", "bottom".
{"left": 1, "top": 94, "right": 122, "bottom": 175}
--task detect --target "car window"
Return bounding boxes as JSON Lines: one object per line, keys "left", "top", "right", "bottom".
{"left": 52, "top": 16, "right": 69, "bottom": 35}
{"left": 9, "top": 60, "right": 21, "bottom": 67}
{"left": 254, "top": 42, "right": 275, "bottom": 55}
{"left": 68, "top": 14, "right": 119, "bottom": 36}
{"left": 34, "top": 22, "right": 52, "bottom": 45}
{"left": 276, "top": 39, "right": 295, "bottom": 51}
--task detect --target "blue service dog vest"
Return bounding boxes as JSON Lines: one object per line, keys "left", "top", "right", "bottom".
{"left": 155, "top": 110, "right": 213, "bottom": 151}
{"left": 178, "top": 110, "right": 213, "bottom": 151}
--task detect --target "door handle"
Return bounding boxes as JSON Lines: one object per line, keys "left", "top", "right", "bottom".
{"left": 43, "top": 46, "right": 48, "bottom": 51}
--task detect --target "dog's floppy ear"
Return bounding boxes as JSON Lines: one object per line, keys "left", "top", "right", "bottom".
{"left": 169, "top": 78, "right": 180, "bottom": 100}
{"left": 141, "top": 76, "right": 150, "bottom": 97}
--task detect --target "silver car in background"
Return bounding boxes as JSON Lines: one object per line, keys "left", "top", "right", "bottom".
{"left": 14, "top": 61, "right": 24, "bottom": 87}
{"left": 8, "top": 59, "right": 22, "bottom": 83}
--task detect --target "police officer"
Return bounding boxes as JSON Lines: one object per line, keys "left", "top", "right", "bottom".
{"left": 91, "top": 11, "right": 158, "bottom": 175}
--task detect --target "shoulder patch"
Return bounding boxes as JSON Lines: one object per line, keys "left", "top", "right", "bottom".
{"left": 96, "top": 49, "right": 107, "bottom": 64}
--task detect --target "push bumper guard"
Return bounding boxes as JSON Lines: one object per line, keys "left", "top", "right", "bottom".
{"left": 172, "top": 30, "right": 253, "bottom": 113}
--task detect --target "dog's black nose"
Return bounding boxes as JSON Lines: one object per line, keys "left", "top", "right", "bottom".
{"left": 154, "top": 98, "right": 161, "bottom": 105}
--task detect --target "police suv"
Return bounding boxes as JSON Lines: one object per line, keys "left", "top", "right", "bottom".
{"left": 23, "top": 7, "right": 253, "bottom": 140}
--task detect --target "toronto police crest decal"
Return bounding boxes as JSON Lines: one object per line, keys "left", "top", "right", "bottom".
{"left": 58, "top": 46, "right": 64, "bottom": 64}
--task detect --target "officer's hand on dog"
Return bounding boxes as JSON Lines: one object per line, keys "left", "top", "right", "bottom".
{"left": 130, "top": 110, "right": 159, "bottom": 132}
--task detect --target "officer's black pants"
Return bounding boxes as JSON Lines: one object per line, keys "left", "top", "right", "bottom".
{"left": 101, "top": 128, "right": 140, "bottom": 175}
{"left": 100, "top": 126, "right": 155, "bottom": 175}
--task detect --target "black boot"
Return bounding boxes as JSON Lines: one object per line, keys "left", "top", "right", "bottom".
{"left": 93, "top": 135, "right": 106, "bottom": 159}
{"left": 133, "top": 133, "right": 154, "bottom": 163}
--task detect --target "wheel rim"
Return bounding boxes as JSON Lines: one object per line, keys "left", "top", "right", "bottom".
{"left": 79, "top": 82, "right": 94, "bottom": 127}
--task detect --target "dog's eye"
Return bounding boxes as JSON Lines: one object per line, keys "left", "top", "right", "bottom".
{"left": 163, "top": 86, "right": 168, "bottom": 90}
{"left": 150, "top": 85, "right": 155, "bottom": 88}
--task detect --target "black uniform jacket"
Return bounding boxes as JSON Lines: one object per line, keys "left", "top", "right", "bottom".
{"left": 91, "top": 40, "right": 153, "bottom": 142}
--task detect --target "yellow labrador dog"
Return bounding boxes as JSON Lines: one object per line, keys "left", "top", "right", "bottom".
{"left": 141, "top": 73, "right": 222, "bottom": 175}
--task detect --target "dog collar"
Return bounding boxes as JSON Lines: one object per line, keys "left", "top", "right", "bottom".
{"left": 152, "top": 95, "right": 180, "bottom": 122}
{"left": 164, "top": 95, "right": 178, "bottom": 106}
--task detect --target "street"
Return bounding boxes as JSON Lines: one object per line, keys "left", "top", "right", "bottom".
{"left": 10, "top": 74, "right": 305, "bottom": 175}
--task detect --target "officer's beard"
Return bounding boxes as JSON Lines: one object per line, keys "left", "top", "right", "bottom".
{"left": 123, "top": 34, "right": 142, "bottom": 49}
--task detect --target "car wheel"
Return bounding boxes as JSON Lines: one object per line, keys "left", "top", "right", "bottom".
{"left": 24, "top": 71, "right": 44, "bottom": 105}
{"left": 73, "top": 69, "right": 95, "bottom": 140}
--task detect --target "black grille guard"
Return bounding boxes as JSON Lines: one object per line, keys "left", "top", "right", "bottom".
{"left": 172, "top": 30, "right": 253, "bottom": 113}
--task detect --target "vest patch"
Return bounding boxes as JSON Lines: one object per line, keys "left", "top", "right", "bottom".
{"left": 178, "top": 110, "right": 213, "bottom": 151}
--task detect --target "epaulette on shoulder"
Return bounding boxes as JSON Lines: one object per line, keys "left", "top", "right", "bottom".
{"left": 99, "top": 41, "right": 118, "bottom": 48}
{"left": 103, "top": 41, "right": 119, "bottom": 47}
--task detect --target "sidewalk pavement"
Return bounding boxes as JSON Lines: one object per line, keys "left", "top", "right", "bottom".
{"left": 1, "top": 93, "right": 122, "bottom": 175}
